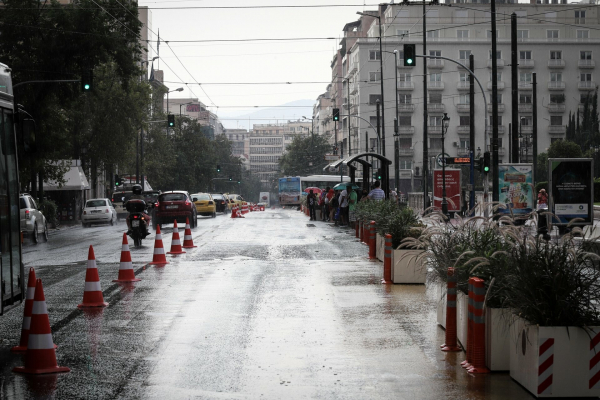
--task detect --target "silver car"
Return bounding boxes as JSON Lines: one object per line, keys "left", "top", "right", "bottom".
{"left": 19, "top": 194, "right": 48, "bottom": 243}
{"left": 82, "top": 198, "right": 117, "bottom": 227}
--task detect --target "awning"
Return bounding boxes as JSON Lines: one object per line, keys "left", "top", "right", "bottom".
{"left": 44, "top": 161, "right": 90, "bottom": 191}
{"left": 322, "top": 157, "right": 348, "bottom": 172}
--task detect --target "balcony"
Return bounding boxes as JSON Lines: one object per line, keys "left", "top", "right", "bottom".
{"left": 428, "top": 104, "right": 445, "bottom": 113}
{"left": 429, "top": 81, "right": 445, "bottom": 90}
{"left": 429, "top": 146, "right": 443, "bottom": 153}
{"left": 579, "top": 59, "right": 596, "bottom": 69}
{"left": 548, "top": 59, "right": 566, "bottom": 69}
{"left": 548, "top": 81, "right": 565, "bottom": 90}
{"left": 397, "top": 126, "right": 415, "bottom": 135}
{"left": 518, "top": 104, "right": 533, "bottom": 113}
{"left": 547, "top": 104, "right": 566, "bottom": 113}
{"left": 519, "top": 82, "right": 533, "bottom": 90}
{"left": 457, "top": 148, "right": 471, "bottom": 157}
{"left": 487, "top": 81, "right": 505, "bottom": 90}
{"left": 457, "top": 126, "right": 470, "bottom": 135}
{"left": 578, "top": 81, "right": 596, "bottom": 91}
{"left": 427, "top": 59, "right": 444, "bottom": 69}
{"left": 498, "top": 148, "right": 506, "bottom": 156}
{"left": 457, "top": 82, "right": 470, "bottom": 91}
{"left": 548, "top": 125, "right": 566, "bottom": 135}
{"left": 348, "top": 62, "right": 358, "bottom": 75}
{"left": 397, "top": 81, "right": 415, "bottom": 90}
{"left": 519, "top": 59, "right": 535, "bottom": 69}
{"left": 428, "top": 126, "right": 443, "bottom": 135}
{"left": 456, "top": 104, "right": 470, "bottom": 113}
{"left": 487, "top": 59, "right": 505, "bottom": 69}
{"left": 487, "top": 104, "right": 505, "bottom": 113}
{"left": 486, "top": 125, "right": 506, "bottom": 135}
{"left": 458, "top": 60, "right": 469, "bottom": 69}
{"left": 398, "top": 148, "right": 414, "bottom": 156}
{"left": 520, "top": 125, "right": 533, "bottom": 134}
{"left": 398, "top": 104, "right": 415, "bottom": 113}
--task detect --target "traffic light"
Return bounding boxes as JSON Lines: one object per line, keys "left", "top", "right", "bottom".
{"left": 229, "top": 176, "right": 232, "bottom": 181}
{"left": 217, "top": 164, "right": 221, "bottom": 172}
{"left": 167, "top": 114, "right": 175, "bottom": 127}
{"left": 403, "top": 44, "right": 416, "bottom": 67}
{"left": 332, "top": 108, "right": 340, "bottom": 122}
{"left": 483, "top": 152, "right": 491, "bottom": 173}
{"left": 374, "top": 169, "right": 382, "bottom": 180}
{"left": 115, "top": 174, "right": 122, "bottom": 187}
{"left": 81, "top": 70, "right": 93, "bottom": 92}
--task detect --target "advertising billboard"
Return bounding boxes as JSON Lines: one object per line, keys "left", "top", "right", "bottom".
{"left": 549, "top": 158, "right": 594, "bottom": 226}
{"left": 433, "top": 169, "right": 461, "bottom": 212}
{"left": 498, "top": 164, "right": 534, "bottom": 216}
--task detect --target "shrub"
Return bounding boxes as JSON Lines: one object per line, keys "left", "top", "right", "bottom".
{"left": 535, "top": 181, "right": 548, "bottom": 193}
{"left": 37, "top": 199, "right": 57, "bottom": 226}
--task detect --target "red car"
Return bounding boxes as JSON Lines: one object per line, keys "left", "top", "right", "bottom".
{"left": 154, "top": 191, "right": 197, "bottom": 230}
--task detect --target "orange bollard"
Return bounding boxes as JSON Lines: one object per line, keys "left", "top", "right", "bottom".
{"left": 355, "top": 222, "right": 359, "bottom": 238}
{"left": 468, "top": 278, "right": 490, "bottom": 374}
{"left": 369, "top": 221, "right": 376, "bottom": 260}
{"left": 383, "top": 234, "right": 392, "bottom": 283}
{"left": 441, "top": 268, "right": 461, "bottom": 352}
{"left": 361, "top": 220, "right": 367, "bottom": 244}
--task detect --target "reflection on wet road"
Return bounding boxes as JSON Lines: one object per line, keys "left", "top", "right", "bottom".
{"left": 0, "top": 209, "right": 532, "bottom": 399}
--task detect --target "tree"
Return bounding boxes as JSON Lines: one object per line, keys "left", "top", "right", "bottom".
{"left": 536, "top": 152, "right": 548, "bottom": 182}
{"left": 547, "top": 140, "right": 583, "bottom": 158}
{"left": 279, "top": 134, "right": 333, "bottom": 176}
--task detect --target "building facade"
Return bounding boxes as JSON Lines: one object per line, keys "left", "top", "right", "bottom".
{"left": 163, "top": 98, "right": 224, "bottom": 138}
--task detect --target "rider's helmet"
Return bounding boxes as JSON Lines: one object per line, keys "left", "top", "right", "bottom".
{"left": 132, "top": 184, "right": 143, "bottom": 195}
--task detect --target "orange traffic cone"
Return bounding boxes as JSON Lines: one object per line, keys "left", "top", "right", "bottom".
{"left": 113, "top": 233, "right": 141, "bottom": 283}
{"left": 231, "top": 205, "right": 238, "bottom": 218}
{"left": 149, "top": 225, "right": 169, "bottom": 266}
{"left": 13, "top": 279, "right": 70, "bottom": 375}
{"left": 12, "top": 268, "right": 37, "bottom": 353}
{"left": 167, "top": 220, "right": 186, "bottom": 255}
{"left": 182, "top": 218, "right": 197, "bottom": 248}
{"left": 78, "top": 246, "right": 108, "bottom": 308}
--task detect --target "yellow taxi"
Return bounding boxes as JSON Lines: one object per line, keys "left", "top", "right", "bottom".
{"left": 191, "top": 193, "right": 216, "bottom": 218}
{"left": 226, "top": 193, "right": 245, "bottom": 209}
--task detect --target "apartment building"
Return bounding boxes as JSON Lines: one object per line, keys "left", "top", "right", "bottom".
{"left": 249, "top": 121, "right": 312, "bottom": 183}
{"left": 163, "top": 98, "right": 224, "bottom": 138}
{"left": 223, "top": 129, "right": 250, "bottom": 169}
{"left": 334, "top": 1, "right": 598, "bottom": 193}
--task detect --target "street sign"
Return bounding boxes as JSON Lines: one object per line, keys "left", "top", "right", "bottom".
{"left": 436, "top": 153, "right": 450, "bottom": 167}
{"left": 445, "top": 157, "right": 471, "bottom": 165}
{"left": 433, "top": 169, "right": 461, "bottom": 212}
{"left": 324, "top": 154, "right": 340, "bottom": 161}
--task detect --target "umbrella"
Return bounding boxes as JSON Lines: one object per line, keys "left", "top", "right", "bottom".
{"left": 333, "top": 182, "right": 360, "bottom": 190}
{"left": 304, "top": 187, "right": 323, "bottom": 194}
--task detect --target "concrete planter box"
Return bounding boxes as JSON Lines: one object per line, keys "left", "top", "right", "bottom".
{"left": 485, "top": 308, "right": 512, "bottom": 371}
{"left": 510, "top": 315, "right": 600, "bottom": 398}
{"left": 376, "top": 233, "right": 385, "bottom": 261}
{"left": 456, "top": 291, "right": 469, "bottom": 348}
{"left": 391, "top": 249, "right": 426, "bottom": 284}
{"left": 436, "top": 281, "right": 447, "bottom": 329}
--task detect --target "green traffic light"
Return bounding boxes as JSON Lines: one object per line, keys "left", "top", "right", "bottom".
{"left": 84, "top": 84, "right": 90, "bottom": 90}
{"left": 484, "top": 166, "right": 490, "bottom": 172}
{"left": 407, "top": 59, "right": 413, "bottom": 64}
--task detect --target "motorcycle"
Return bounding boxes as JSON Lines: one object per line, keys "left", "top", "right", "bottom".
{"left": 126, "top": 200, "right": 152, "bottom": 247}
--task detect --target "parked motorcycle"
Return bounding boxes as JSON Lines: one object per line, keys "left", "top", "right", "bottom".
{"left": 126, "top": 200, "right": 152, "bottom": 247}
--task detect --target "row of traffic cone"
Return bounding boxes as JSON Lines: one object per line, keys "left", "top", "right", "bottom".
{"left": 230, "top": 205, "right": 244, "bottom": 219}
{"left": 149, "top": 219, "right": 197, "bottom": 265}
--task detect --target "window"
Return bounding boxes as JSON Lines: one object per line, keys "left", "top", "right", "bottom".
{"left": 519, "top": 93, "right": 532, "bottom": 104}
{"left": 521, "top": 116, "right": 532, "bottom": 126}
{"left": 430, "top": 50, "right": 441, "bottom": 57}
{"left": 517, "top": 30, "right": 529, "bottom": 39}
{"left": 575, "top": 10, "right": 586, "bottom": 24}
{"left": 581, "top": 73, "right": 592, "bottom": 82}
{"left": 369, "top": 72, "right": 381, "bottom": 82}
{"left": 577, "top": 30, "right": 589, "bottom": 39}
{"left": 459, "top": 72, "right": 469, "bottom": 82}
{"left": 399, "top": 94, "right": 412, "bottom": 104}
{"left": 459, "top": 50, "right": 471, "bottom": 60}
{"left": 489, "top": 115, "right": 503, "bottom": 125}
{"left": 489, "top": 93, "right": 503, "bottom": 103}
{"left": 459, "top": 94, "right": 470, "bottom": 105}
{"left": 550, "top": 73, "right": 562, "bottom": 82}
{"left": 399, "top": 138, "right": 412, "bottom": 148}
{"left": 429, "top": 116, "right": 443, "bottom": 126}
{"left": 459, "top": 116, "right": 471, "bottom": 126}
{"left": 398, "top": 116, "right": 412, "bottom": 126}
{"left": 369, "top": 94, "right": 382, "bottom": 104}
{"left": 398, "top": 160, "right": 412, "bottom": 169}
{"left": 430, "top": 138, "right": 443, "bottom": 149}
{"left": 397, "top": 29, "right": 409, "bottom": 38}
{"left": 489, "top": 71, "right": 502, "bottom": 82}
{"left": 457, "top": 30, "right": 469, "bottom": 39}
{"left": 399, "top": 73, "right": 412, "bottom": 82}
{"left": 427, "top": 30, "right": 439, "bottom": 39}
{"left": 489, "top": 50, "right": 502, "bottom": 59}
{"left": 550, "top": 51, "right": 562, "bottom": 60}
{"left": 581, "top": 51, "right": 592, "bottom": 60}
{"left": 550, "top": 116, "right": 563, "bottom": 126}
{"left": 429, "top": 92, "right": 442, "bottom": 103}
{"left": 369, "top": 116, "right": 378, "bottom": 128}
{"left": 520, "top": 72, "right": 532, "bottom": 82}
{"left": 430, "top": 73, "right": 441, "bottom": 82}
{"left": 550, "top": 94, "right": 565, "bottom": 104}
{"left": 547, "top": 30, "right": 559, "bottom": 40}
{"left": 520, "top": 51, "right": 532, "bottom": 60}
{"left": 460, "top": 139, "right": 470, "bottom": 148}
{"left": 369, "top": 50, "right": 381, "bottom": 61}
{"left": 487, "top": 30, "right": 499, "bottom": 39}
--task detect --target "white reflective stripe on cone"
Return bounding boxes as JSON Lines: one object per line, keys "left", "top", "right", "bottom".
{"left": 119, "top": 261, "right": 133, "bottom": 270}
{"left": 172, "top": 239, "right": 181, "bottom": 245}
{"left": 184, "top": 235, "right": 192, "bottom": 240}
{"left": 185, "top": 224, "right": 190, "bottom": 229}
{"left": 87, "top": 259, "right": 97, "bottom": 269}
{"left": 22, "top": 316, "right": 31, "bottom": 330}
{"left": 28, "top": 333, "right": 55, "bottom": 350}
{"left": 156, "top": 234, "right": 162, "bottom": 240}
{"left": 122, "top": 244, "right": 130, "bottom": 252}
{"left": 84, "top": 281, "right": 102, "bottom": 292}
{"left": 26, "top": 287, "right": 35, "bottom": 299}
{"left": 31, "top": 301, "right": 48, "bottom": 315}
{"left": 154, "top": 247, "right": 165, "bottom": 254}
{"left": 173, "top": 228, "right": 179, "bottom": 233}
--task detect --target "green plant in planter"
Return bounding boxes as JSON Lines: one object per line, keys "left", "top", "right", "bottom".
{"left": 354, "top": 200, "right": 422, "bottom": 248}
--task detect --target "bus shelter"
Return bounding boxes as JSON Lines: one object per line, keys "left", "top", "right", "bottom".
{"left": 345, "top": 153, "right": 392, "bottom": 199}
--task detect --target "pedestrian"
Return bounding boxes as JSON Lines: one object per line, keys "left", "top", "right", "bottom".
{"left": 365, "top": 180, "right": 385, "bottom": 201}
{"left": 339, "top": 186, "right": 349, "bottom": 226}
{"left": 322, "top": 186, "right": 331, "bottom": 221}
{"left": 330, "top": 190, "right": 340, "bottom": 224}
{"left": 318, "top": 189, "right": 326, "bottom": 221}
{"left": 307, "top": 190, "right": 317, "bottom": 220}
{"left": 348, "top": 186, "right": 358, "bottom": 227}
{"left": 537, "top": 188, "right": 548, "bottom": 210}
{"left": 326, "top": 188, "right": 334, "bottom": 222}
{"left": 359, "top": 188, "right": 369, "bottom": 202}
{"left": 390, "top": 188, "right": 398, "bottom": 204}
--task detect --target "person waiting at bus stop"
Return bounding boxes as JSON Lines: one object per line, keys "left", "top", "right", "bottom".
{"left": 307, "top": 190, "right": 317, "bottom": 221}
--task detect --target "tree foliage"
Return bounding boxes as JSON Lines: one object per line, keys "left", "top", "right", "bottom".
{"left": 547, "top": 140, "right": 583, "bottom": 159}
{"left": 279, "top": 134, "right": 333, "bottom": 177}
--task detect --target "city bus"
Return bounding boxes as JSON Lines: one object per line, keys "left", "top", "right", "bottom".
{"left": 279, "top": 175, "right": 353, "bottom": 206}
{"left": 0, "top": 62, "right": 24, "bottom": 315}
{"left": 300, "top": 175, "right": 351, "bottom": 192}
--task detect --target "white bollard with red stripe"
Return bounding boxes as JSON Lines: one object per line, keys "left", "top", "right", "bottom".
{"left": 590, "top": 332, "right": 600, "bottom": 390}
{"left": 537, "top": 337, "right": 554, "bottom": 396}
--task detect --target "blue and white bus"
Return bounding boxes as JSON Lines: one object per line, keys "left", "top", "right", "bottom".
{"left": 278, "top": 176, "right": 301, "bottom": 206}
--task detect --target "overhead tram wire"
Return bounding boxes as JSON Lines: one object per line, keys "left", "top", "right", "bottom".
{"left": 13, "top": 3, "right": 383, "bottom": 10}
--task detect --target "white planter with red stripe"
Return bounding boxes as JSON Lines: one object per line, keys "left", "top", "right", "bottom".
{"left": 391, "top": 249, "right": 426, "bottom": 284}
{"left": 436, "top": 280, "right": 447, "bottom": 328}
{"left": 485, "top": 307, "right": 512, "bottom": 371}
{"left": 509, "top": 315, "right": 600, "bottom": 398}
{"left": 456, "top": 291, "right": 469, "bottom": 349}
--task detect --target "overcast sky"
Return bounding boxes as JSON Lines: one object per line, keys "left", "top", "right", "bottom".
{"left": 139, "top": 0, "right": 379, "bottom": 126}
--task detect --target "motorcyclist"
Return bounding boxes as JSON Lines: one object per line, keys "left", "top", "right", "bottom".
{"left": 126, "top": 184, "right": 151, "bottom": 235}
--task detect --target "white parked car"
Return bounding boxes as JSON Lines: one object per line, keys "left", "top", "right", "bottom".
{"left": 20, "top": 194, "right": 48, "bottom": 243}
{"left": 82, "top": 198, "right": 117, "bottom": 227}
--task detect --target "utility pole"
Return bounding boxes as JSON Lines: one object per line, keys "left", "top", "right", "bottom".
{"left": 469, "top": 54, "right": 475, "bottom": 211}
{"left": 347, "top": 77, "right": 351, "bottom": 157}
{"left": 377, "top": 9, "right": 386, "bottom": 158}
{"left": 533, "top": 72, "right": 538, "bottom": 175}
{"left": 491, "top": 0, "right": 500, "bottom": 203}
{"left": 422, "top": 0, "right": 429, "bottom": 209}
{"left": 376, "top": 99, "right": 381, "bottom": 156}
{"left": 511, "top": 12, "right": 519, "bottom": 163}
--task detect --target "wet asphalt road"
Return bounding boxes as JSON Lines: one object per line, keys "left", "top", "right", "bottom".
{"left": 0, "top": 209, "right": 534, "bottom": 399}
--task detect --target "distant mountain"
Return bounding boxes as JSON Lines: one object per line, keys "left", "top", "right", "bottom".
{"left": 219, "top": 99, "right": 315, "bottom": 131}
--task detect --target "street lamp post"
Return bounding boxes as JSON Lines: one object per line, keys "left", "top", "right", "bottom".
{"left": 166, "top": 87, "right": 184, "bottom": 116}
{"left": 441, "top": 113, "right": 451, "bottom": 218}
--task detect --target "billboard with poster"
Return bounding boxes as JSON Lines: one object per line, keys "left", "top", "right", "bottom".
{"left": 498, "top": 164, "right": 534, "bottom": 216}
{"left": 549, "top": 158, "right": 593, "bottom": 226}
{"left": 433, "top": 169, "right": 461, "bottom": 212}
